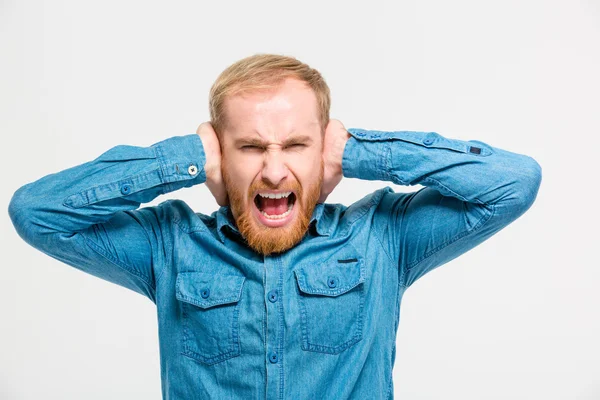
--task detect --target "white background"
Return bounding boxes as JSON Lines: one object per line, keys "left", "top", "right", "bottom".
{"left": 1, "top": 1, "right": 598, "bottom": 399}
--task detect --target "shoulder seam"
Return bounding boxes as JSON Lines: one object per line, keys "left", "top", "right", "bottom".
{"left": 405, "top": 202, "right": 496, "bottom": 271}
{"left": 82, "top": 234, "right": 157, "bottom": 302}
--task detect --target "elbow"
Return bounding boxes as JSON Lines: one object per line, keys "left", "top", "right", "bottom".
{"left": 8, "top": 185, "right": 36, "bottom": 245}
{"left": 490, "top": 155, "right": 542, "bottom": 224}
{"left": 514, "top": 156, "right": 542, "bottom": 214}
{"left": 8, "top": 186, "right": 26, "bottom": 228}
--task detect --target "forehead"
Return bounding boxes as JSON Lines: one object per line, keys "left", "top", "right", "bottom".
{"left": 223, "top": 78, "right": 320, "bottom": 141}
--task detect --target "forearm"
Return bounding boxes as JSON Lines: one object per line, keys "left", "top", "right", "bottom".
{"left": 8, "top": 133, "right": 207, "bottom": 241}
{"left": 342, "top": 128, "right": 542, "bottom": 211}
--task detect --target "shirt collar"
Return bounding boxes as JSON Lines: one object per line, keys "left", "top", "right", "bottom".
{"left": 215, "top": 202, "right": 331, "bottom": 243}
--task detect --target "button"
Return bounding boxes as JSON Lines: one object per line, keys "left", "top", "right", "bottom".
{"left": 268, "top": 351, "right": 278, "bottom": 363}
{"left": 188, "top": 164, "right": 198, "bottom": 176}
{"left": 327, "top": 276, "right": 338, "bottom": 288}
{"left": 268, "top": 289, "right": 278, "bottom": 303}
{"left": 423, "top": 137, "right": 434, "bottom": 145}
{"left": 120, "top": 184, "right": 132, "bottom": 195}
{"left": 200, "top": 288, "right": 210, "bottom": 299}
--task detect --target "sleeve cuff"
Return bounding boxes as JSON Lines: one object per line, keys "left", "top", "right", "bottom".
{"left": 341, "top": 128, "right": 391, "bottom": 181}
{"left": 153, "top": 133, "right": 207, "bottom": 187}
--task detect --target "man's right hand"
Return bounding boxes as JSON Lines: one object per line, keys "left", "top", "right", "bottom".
{"left": 197, "top": 122, "right": 229, "bottom": 207}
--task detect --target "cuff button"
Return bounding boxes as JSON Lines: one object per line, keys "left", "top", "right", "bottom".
{"left": 188, "top": 164, "right": 198, "bottom": 176}
{"left": 120, "top": 184, "right": 132, "bottom": 195}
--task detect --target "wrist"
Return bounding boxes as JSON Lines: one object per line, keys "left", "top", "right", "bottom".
{"left": 333, "top": 131, "right": 351, "bottom": 174}
{"left": 197, "top": 133, "right": 218, "bottom": 178}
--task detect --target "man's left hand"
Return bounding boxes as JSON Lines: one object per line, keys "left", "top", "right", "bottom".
{"left": 319, "top": 119, "right": 351, "bottom": 203}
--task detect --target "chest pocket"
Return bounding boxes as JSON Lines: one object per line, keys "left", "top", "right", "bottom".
{"left": 176, "top": 271, "right": 246, "bottom": 365}
{"left": 293, "top": 258, "right": 366, "bottom": 354}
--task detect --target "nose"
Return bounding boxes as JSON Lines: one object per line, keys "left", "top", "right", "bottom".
{"left": 261, "top": 148, "right": 289, "bottom": 187}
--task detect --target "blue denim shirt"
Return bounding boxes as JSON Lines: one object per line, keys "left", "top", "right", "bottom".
{"left": 8, "top": 128, "right": 542, "bottom": 399}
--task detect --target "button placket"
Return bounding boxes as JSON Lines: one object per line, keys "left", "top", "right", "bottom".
{"left": 263, "top": 255, "right": 284, "bottom": 399}
{"left": 268, "top": 351, "right": 278, "bottom": 363}
{"left": 268, "top": 289, "right": 278, "bottom": 303}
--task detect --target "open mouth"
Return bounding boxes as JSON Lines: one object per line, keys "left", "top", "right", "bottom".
{"left": 254, "top": 191, "right": 297, "bottom": 220}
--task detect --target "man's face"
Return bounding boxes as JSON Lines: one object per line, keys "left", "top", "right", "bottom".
{"left": 220, "top": 78, "right": 324, "bottom": 256}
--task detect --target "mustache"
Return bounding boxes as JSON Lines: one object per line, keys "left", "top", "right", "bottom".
{"left": 247, "top": 182, "right": 303, "bottom": 196}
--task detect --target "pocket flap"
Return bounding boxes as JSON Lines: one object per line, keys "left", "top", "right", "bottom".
{"left": 176, "top": 271, "right": 245, "bottom": 309}
{"left": 294, "top": 258, "right": 364, "bottom": 297}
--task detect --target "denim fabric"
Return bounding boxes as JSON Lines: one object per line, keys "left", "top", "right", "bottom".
{"left": 8, "top": 128, "right": 542, "bottom": 399}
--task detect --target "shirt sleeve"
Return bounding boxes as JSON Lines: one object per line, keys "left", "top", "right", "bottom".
{"left": 7, "top": 134, "right": 207, "bottom": 302}
{"left": 341, "top": 128, "right": 542, "bottom": 288}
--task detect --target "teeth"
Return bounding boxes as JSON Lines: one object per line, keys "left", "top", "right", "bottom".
{"left": 258, "top": 191, "right": 292, "bottom": 199}
{"left": 261, "top": 202, "right": 294, "bottom": 220}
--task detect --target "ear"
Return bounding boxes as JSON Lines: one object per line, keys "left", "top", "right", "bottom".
{"left": 317, "top": 154, "right": 328, "bottom": 204}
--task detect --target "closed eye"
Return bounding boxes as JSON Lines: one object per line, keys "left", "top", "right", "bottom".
{"left": 285, "top": 144, "right": 306, "bottom": 149}
{"left": 241, "top": 144, "right": 306, "bottom": 150}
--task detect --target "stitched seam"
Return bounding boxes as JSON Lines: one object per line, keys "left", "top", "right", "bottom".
{"left": 295, "top": 263, "right": 364, "bottom": 296}
{"left": 62, "top": 168, "right": 162, "bottom": 209}
{"left": 339, "top": 189, "right": 388, "bottom": 236}
{"left": 297, "top": 283, "right": 310, "bottom": 351}
{"left": 405, "top": 202, "right": 496, "bottom": 271}
{"left": 177, "top": 295, "right": 240, "bottom": 308}
{"left": 384, "top": 143, "right": 393, "bottom": 181}
{"left": 375, "top": 224, "right": 406, "bottom": 287}
{"left": 131, "top": 209, "right": 168, "bottom": 288}
{"left": 153, "top": 143, "right": 170, "bottom": 195}
{"left": 420, "top": 176, "right": 489, "bottom": 205}
{"left": 297, "top": 282, "right": 362, "bottom": 296}
{"left": 294, "top": 262, "right": 365, "bottom": 355}
{"left": 373, "top": 227, "right": 395, "bottom": 266}
{"left": 172, "top": 216, "right": 209, "bottom": 234}
{"left": 305, "top": 335, "right": 362, "bottom": 354}
{"left": 82, "top": 234, "right": 156, "bottom": 296}
{"left": 179, "top": 299, "right": 242, "bottom": 364}
{"left": 278, "top": 258, "right": 285, "bottom": 400}
{"left": 182, "top": 346, "right": 240, "bottom": 365}
{"left": 155, "top": 208, "right": 171, "bottom": 285}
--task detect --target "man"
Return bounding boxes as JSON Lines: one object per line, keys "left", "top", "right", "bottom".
{"left": 8, "top": 53, "right": 542, "bottom": 399}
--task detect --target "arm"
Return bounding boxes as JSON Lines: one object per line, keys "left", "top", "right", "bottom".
{"left": 339, "top": 126, "right": 542, "bottom": 288}
{"left": 7, "top": 125, "right": 222, "bottom": 302}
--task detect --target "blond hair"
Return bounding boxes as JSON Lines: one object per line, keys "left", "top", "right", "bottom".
{"left": 209, "top": 53, "right": 331, "bottom": 137}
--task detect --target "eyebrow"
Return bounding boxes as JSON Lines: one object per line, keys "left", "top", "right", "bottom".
{"left": 235, "top": 135, "right": 314, "bottom": 148}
